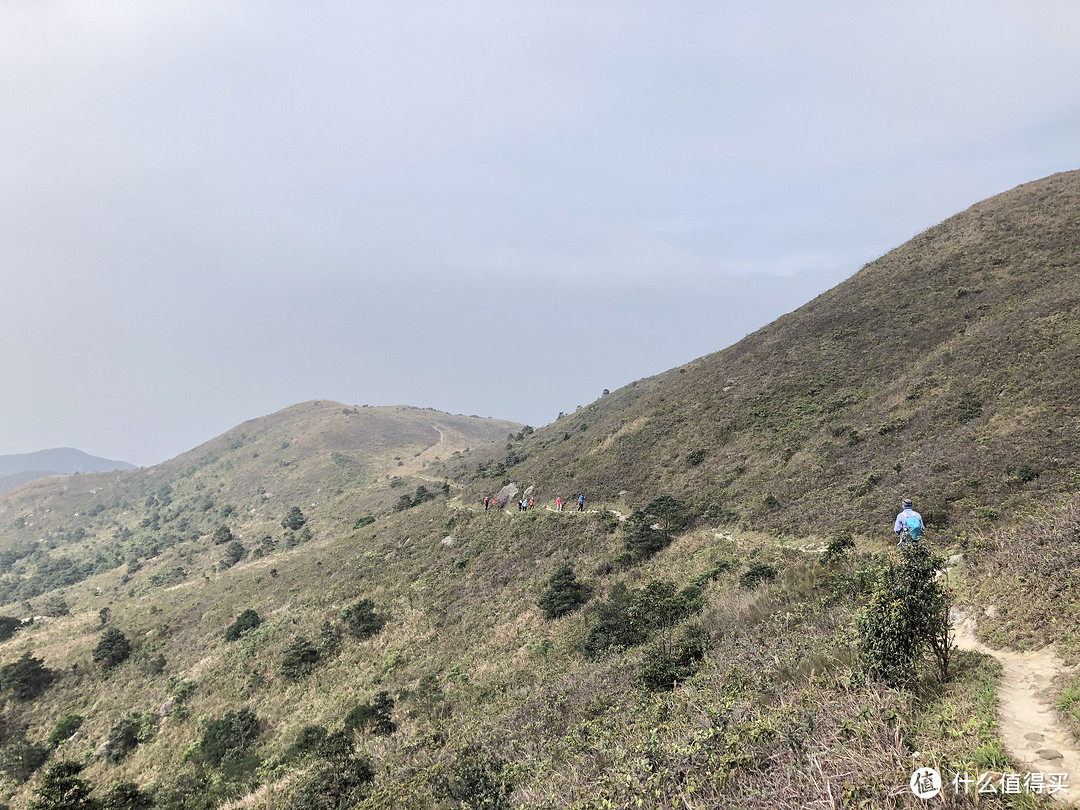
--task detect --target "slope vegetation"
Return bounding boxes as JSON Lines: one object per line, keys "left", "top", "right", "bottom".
{"left": 452, "top": 170, "right": 1080, "bottom": 539}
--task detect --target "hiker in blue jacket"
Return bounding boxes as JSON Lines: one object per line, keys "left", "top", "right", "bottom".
{"left": 894, "top": 498, "right": 924, "bottom": 545}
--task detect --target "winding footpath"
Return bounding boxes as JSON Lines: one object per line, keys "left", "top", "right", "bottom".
{"left": 953, "top": 609, "right": 1080, "bottom": 804}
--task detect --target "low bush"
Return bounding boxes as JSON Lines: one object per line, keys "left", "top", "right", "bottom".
{"left": 583, "top": 580, "right": 702, "bottom": 660}
{"left": 224, "top": 609, "right": 261, "bottom": 642}
{"left": 341, "top": 599, "right": 385, "bottom": 640}
{"left": 47, "top": 715, "right": 84, "bottom": 749}
{"left": 434, "top": 746, "right": 514, "bottom": 810}
{"left": 537, "top": 563, "right": 591, "bottom": 620}
{"left": 219, "top": 540, "right": 246, "bottom": 570}
{"left": 739, "top": 563, "right": 778, "bottom": 589}
{"left": 93, "top": 627, "right": 132, "bottom": 670}
{"left": 635, "top": 622, "right": 711, "bottom": 691}
{"left": 199, "top": 708, "right": 260, "bottom": 768}
{"left": 344, "top": 691, "right": 396, "bottom": 736}
{"left": 100, "top": 780, "right": 154, "bottom": 810}
{"left": 0, "top": 733, "right": 50, "bottom": 782}
{"left": 282, "top": 507, "right": 307, "bottom": 531}
{"left": 0, "top": 615, "right": 21, "bottom": 641}
{"left": 0, "top": 652, "right": 57, "bottom": 701}
{"left": 280, "top": 637, "right": 320, "bottom": 680}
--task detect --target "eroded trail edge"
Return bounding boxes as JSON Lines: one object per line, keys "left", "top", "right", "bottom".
{"left": 953, "top": 609, "right": 1080, "bottom": 803}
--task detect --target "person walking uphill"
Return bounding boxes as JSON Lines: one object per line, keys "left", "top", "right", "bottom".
{"left": 578, "top": 494, "right": 585, "bottom": 512}
{"left": 556, "top": 496, "right": 562, "bottom": 512}
{"left": 894, "top": 498, "right": 924, "bottom": 545}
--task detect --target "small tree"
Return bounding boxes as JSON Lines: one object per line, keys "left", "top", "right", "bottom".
{"left": 220, "top": 540, "right": 246, "bottom": 570}
{"left": 212, "top": 525, "right": 234, "bottom": 545}
{"left": 0, "top": 615, "right": 22, "bottom": 641}
{"left": 282, "top": 507, "right": 307, "bottom": 531}
{"left": 28, "top": 760, "right": 97, "bottom": 810}
{"left": 199, "top": 708, "right": 260, "bottom": 767}
{"left": 857, "top": 542, "right": 952, "bottom": 686}
{"left": 104, "top": 715, "right": 141, "bottom": 763}
{"left": 622, "top": 510, "right": 666, "bottom": 559}
{"left": 0, "top": 733, "right": 50, "bottom": 782}
{"left": 435, "top": 746, "right": 514, "bottom": 810}
{"left": 344, "top": 691, "right": 395, "bottom": 736}
{"left": 224, "top": 609, "right": 261, "bottom": 641}
{"left": 0, "top": 652, "right": 58, "bottom": 701}
{"left": 341, "top": 599, "right": 385, "bottom": 640}
{"left": 48, "top": 715, "right": 84, "bottom": 749}
{"left": 100, "top": 781, "right": 154, "bottom": 810}
{"left": 93, "top": 628, "right": 132, "bottom": 670}
{"left": 280, "top": 637, "right": 320, "bottom": 680}
{"left": 644, "top": 495, "right": 691, "bottom": 542}
{"left": 537, "top": 564, "right": 591, "bottom": 620}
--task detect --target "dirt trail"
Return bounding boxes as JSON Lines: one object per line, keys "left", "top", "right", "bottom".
{"left": 953, "top": 609, "right": 1080, "bottom": 802}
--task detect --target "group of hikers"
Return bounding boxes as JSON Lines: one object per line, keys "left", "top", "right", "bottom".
{"left": 481, "top": 493, "right": 587, "bottom": 512}
{"left": 482, "top": 491, "right": 924, "bottom": 545}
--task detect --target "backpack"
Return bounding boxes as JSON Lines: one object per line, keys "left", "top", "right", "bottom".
{"left": 905, "top": 514, "right": 924, "bottom": 540}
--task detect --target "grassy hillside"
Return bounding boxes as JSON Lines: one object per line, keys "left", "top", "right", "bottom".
{"left": 3, "top": 173, "right": 1079, "bottom": 809}
{"left": 0, "top": 402, "right": 519, "bottom": 613}
{"left": 449, "top": 170, "right": 1080, "bottom": 540}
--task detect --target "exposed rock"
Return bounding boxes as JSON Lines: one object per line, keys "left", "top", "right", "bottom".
{"left": 1037, "top": 748, "right": 1064, "bottom": 761}
{"left": 159, "top": 697, "right": 174, "bottom": 717}
{"left": 441, "top": 536, "right": 454, "bottom": 547}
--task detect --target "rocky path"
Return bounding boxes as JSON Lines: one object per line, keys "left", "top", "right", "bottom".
{"left": 953, "top": 609, "right": 1080, "bottom": 803}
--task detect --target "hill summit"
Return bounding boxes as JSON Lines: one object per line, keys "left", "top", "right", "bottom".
{"left": 451, "top": 170, "right": 1080, "bottom": 538}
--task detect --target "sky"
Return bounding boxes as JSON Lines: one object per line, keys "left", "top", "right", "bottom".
{"left": 2, "top": 1, "right": 1078, "bottom": 467}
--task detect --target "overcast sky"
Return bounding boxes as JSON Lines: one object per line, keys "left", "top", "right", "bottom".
{"left": 2, "top": 1, "right": 1078, "bottom": 467}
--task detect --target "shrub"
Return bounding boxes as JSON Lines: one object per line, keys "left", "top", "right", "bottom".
{"left": 739, "top": 563, "right": 778, "bottom": 589}
{"left": 0, "top": 733, "right": 50, "bottom": 782}
{"left": 199, "top": 708, "right": 260, "bottom": 767}
{"left": 635, "top": 623, "right": 710, "bottom": 691}
{"left": 315, "top": 620, "right": 342, "bottom": 659}
{"left": 583, "top": 580, "right": 701, "bottom": 660}
{"left": 280, "top": 637, "right": 320, "bottom": 680}
{"left": 822, "top": 532, "right": 856, "bottom": 565}
{"left": 956, "top": 390, "right": 983, "bottom": 424}
{"left": 0, "top": 615, "right": 21, "bottom": 641}
{"left": 537, "top": 564, "right": 591, "bottom": 620}
{"left": 0, "top": 652, "right": 57, "bottom": 700}
{"left": 352, "top": 515, "right": 375, "bottom": 529}
{"left": 219, "top": 540, "right": 246, "bottom": 570}
{"left": 93, "top": 627, "right": 132, "bottom": 670}
{"left": 288, "top": 725, "right": 328, "bottom": 760}
{"left": 645, "top": 495, "right": 691, "bottom": 541}
{"left": 224, "top": 609, "right": 261, "bottom": 642}
{"left": 435, "top": 746, "right": 514, "bottom": 810}
{"left": 341, "top": 599, "right": 385, "bottom": 640}
{"left": 686, "top": 448, "right": 707, "bottom": 467}
{"left": 40, "top": 594, "right": 69, "bottom": 617}
{"left": 285, "top": 750, "right": 374, "bottom": 810}
{"left": 47, "top": 715, "right": 84, "bottom": 749}
{"left": 28, "top": 760, "right": 96, "bottom": 810}
{"left": 282, "top": 507, "right": 307, "bottom": 531}
{"left": 100, "top": 780, "right": 154, "bottom": 810}
{"left": 211, "top": 525, "right": 234, "bottom": 545}
{"left": 857, "top": 543, "right": 952, "bottom": 686}
{"left": 104, "top": 715, "right": 142, "bottom": 763}
{"left": 344, "top": 691, "right": 396, "bottom": 736}
{"left": 622, "top": 510, "right": 666, "bottom": 559}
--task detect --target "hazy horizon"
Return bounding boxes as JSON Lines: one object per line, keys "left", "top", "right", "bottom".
{"left": 3, "top": 2, "right": 1078, "bottom": 466}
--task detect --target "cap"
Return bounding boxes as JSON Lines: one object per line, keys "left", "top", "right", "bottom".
{"left": 902, "top": 498, "right": 913, "bottom": 508}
